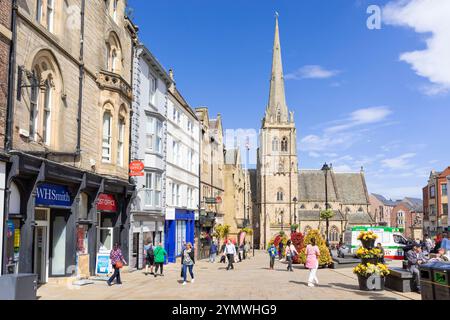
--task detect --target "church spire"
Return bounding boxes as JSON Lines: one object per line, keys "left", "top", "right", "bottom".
{"left": 266, "top": 13, "right": 288, "bottom": 124}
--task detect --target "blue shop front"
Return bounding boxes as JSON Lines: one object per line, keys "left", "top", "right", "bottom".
{"left": 164, "top": 208, "right": 195, "bottom": 263}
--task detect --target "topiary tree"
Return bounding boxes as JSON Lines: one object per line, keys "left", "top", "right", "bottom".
{"left": 298, "top": 229, "right": 332, "bottom": 267}
{"left": 269, "top": 233, "right": 289, "bottom": 257}
{"left": 290, "top": 231, "right": 305, "bottom": 264}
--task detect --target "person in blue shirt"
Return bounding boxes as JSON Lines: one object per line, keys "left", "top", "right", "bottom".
{"left": 441, "top": 232, "right": 450, "bottom": 256}
{"left": 209, "top": 241, "right": 218, "bottom": 263}
{"left": 268, "top": 244, "right": 278, "bottom": 270}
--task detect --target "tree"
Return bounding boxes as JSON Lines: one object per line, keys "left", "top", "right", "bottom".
{"left": 214, "top": 224, "right": 231, "bottom": 244}
{"left": 298, "top": 229, "right": 332, "bottom": 267}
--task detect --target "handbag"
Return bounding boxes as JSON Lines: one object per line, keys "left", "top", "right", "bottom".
{"left": 115, "top": 261, "right": 124, "bottom": 269}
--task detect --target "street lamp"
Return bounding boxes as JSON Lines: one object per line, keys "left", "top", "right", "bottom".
{"left": 280, "top": 210, "right": 284, "bottom": 232}
{"left": 293, "top": 197, "right": 298, "bottom": 226}
{"left": 321, "top": 163, "right": 331, "bottom": 246}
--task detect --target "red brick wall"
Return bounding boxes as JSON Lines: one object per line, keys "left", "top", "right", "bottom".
{"left": 0, "top": 0, "right": 12, "bottom": 150}
{"left": 392, "top": 203, "right": 417, "bottom": 239}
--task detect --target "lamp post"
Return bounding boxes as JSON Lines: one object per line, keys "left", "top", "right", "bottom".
{"left": 321, "top": 163, "right": 331, "bottom": 246}
{"left": 293, "top": 197, "right": 298, "bottom": 226}
{"left": 280, "top": 210, "right": 284, "bottom": 232}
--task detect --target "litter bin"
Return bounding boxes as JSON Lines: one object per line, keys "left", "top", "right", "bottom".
{"left": 419, "top": 263, "right": 435, "bottom": 300}
{"left": 431, "top": 262, "right": 450, "bottom": 301}
{"left": 0, "top": 274, "right": 38, "bottom": 300}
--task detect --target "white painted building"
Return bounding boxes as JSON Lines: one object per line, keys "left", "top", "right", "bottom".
{"left": 130, "top": 44, "right": 172, "bottom": 269}
{"left": 165, "top": 71, "right": 200, "bottom": 263}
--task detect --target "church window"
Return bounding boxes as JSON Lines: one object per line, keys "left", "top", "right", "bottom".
{"left": 281, "top": 137, "right": 288, "bottom": 152}
{"left": 300, "top": 204, "right": 306, "bottom": 209}
{"left": 272, "top": 138, "right": 279, "bottom": 152}
{"left": 358, "top": 207, "right": 364, "bottom": 212}
{"left": 277, "top": 189, "right": 284, "bottom": 202}
{"left": 329, "top": 226, "right": 340, "bottom": 242}
{"left": 277, "top": 111, "right": 281, "bottom": 123}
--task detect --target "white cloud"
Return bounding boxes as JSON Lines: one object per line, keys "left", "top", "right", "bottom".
{"left": 308, "top": 151, "right": 321, "bottom": 158}
{"left": 381, "top": 153, "right": 417, "bottom": 170}
{"left": 285, "top": 65, "right": 340, "bottom": 80}
{"left": 326, "top": 106, "right": 392, "bottom": 133}
{"left": 332, "top": 164, "right": 353, "bottom": 172}
{"left": 383, "top": 0, "right": 450, "bottom": 95}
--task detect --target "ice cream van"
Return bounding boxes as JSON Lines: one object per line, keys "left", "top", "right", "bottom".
{"left": 344, "top": 226, "right": 408, "bottom": 260}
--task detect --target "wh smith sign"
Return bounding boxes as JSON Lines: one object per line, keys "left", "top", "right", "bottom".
{"left": 36, "top": 183, "right": 72, "bottom": 208}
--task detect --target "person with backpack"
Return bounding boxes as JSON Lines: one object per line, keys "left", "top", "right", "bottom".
{"left": 268, "top": 243, "right": 278, "bottom": 270}
{"left": 285, "top": 240, "right": 298, "bottom": 272}
{"left": 144, "top": 241, "right": 155, "bottom": 275}
{"left": 181, "top": 242, "right": 195, "bottom": 285}
{"left": 153, "top": 242, "right": 167, "bottom": 277}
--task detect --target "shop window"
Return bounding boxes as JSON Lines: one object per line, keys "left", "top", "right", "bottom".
{"left": 102, "top": 112, "right": 112, "bottom": 162}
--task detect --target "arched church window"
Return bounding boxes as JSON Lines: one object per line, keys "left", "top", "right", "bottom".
{"left": 329, "top": 226, "right": 340, "bottom": 242}
{"left": 272, "top": 138, "right": 279, "bottom": 152}
{"left": 277, "top": 189, "right": 284, "bottom": 202}
{"left": 281, "top": 137, "right": 288, "bottom": 152}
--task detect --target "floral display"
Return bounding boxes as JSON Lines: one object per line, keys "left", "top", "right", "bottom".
{"left": 355, "top": 247, "right": 383, "bottom": 259}
{"left": 353, "top": 263, "right": 390, "bottom": 277}
{"left": 297, "top": 229, "right": 332, "bottom": 267}
{"left": 290, "top": 231, "right": 305, "bottom": 264}
{"left": 357, "top": 231, "right": 378, "bottom": 241}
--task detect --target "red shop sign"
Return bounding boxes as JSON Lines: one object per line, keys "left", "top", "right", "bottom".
{"left": 129, "top": 160, "right": 145, "bottom": 177}
{"left": 97, "top": 194, "right": 117, "bottom": 212}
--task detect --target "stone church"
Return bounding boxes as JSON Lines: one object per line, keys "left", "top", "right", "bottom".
{"left": 255, "top": 16, "right": 373, "bottom": 249}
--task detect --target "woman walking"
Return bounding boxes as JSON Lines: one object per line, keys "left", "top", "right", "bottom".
{"left": 153, "top": 242, "right": 167, "bottom": 277}
{"left": 181, "top": 242, "right": 195, "bottom": 285}
{"left": 305, "top": 238, "right": 320, "bottom": 287}
{"left": 285, "top": 240, "right": 298, "bottom": 272}
{"left": 107, "top": 243, "right": 127, "bottom": 286}
{"left": 144, "top": 241, "right": 155, "bottom": 275}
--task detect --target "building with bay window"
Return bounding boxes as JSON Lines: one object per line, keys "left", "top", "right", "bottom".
{"left": 165, "top": 70, "right": 199, "bottom": 263}
{"left": 130, "top": 44, "right": 171, "bottom": 269}
{"left": 2, "top": 0, "right": 137, "bottom": 282}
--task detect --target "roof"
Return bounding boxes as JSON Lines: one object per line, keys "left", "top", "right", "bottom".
{"left": 371, "top": 193, "right": 398, "bottom": 206}
{"left": 298, "top": 170, "right": 369, "bottom": 205}
{"left": 347, "top": 212, "right": 375, "bottom": 225}
{"left": 400, "top": 197, "right": 423, "bottom": 212}
{"left": 138, "top": 44, "right": 173, "bottom": 86}
{"left": 169, "top": 88, "right": 198, "bottom": 120}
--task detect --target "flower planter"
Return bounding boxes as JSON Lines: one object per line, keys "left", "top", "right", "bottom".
{"left": 361, "top": 239, "right": 376, "bottom": 249}
{"left": 361, "top": 258, "right": 379, "bottom": 265}
{"left": 357, "top": 274, "right": 385, "bottom": 291}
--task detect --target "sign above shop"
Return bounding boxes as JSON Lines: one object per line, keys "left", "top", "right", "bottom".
{"left": 35, "top": 183, "right": 72, "bottom": 208}
{"left": 97, "top": 194, "right": 117, "bottom": 212}
{"left": 129, "top": 160, "right": 145, "bottom": 177}
{"left": 205, "top": 197, "right": 217, "bottom": 204}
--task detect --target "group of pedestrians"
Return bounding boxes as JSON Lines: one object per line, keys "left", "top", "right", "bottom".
{"left": 214, "top": 239, "right": 252, "bottom": 270}
{"left": 267, "top": 239, "right": 321, "bottom": 287}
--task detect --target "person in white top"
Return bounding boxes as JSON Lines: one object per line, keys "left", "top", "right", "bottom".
{"left": 224, "top": 240, "right": 236, "bottom": 270}
{"left": 285, "top": 240, "right": 298, "bottom": 272}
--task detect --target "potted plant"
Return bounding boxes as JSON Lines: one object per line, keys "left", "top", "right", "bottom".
{"left": 357, "top": 231, "right": 377, "bottom": 249}
{"left": 353, "top": 263, "right": 390, "bottom": 291}
{"left": 356, "top": 247, "right": 383, "bottom": 265}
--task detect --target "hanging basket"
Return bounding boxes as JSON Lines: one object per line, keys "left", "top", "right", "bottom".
{"left": 361, "top": 239, "right": 376, "bottom": 249}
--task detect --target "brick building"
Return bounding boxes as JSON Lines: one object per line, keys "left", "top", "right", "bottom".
{"left": 2, "top": 0, "right": 138, "bottom": 282}
{"left": 423, "top": 166, "right": 450, "bottom": 236}
{"left": 391, "top": 198, "right": 423, "bottom": 240}
{"left": 370, "top": 193, "right": 397, "bottom": 226}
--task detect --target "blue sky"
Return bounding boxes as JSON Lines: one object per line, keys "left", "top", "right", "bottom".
{"left": 128, "top": 0, "right": 450, "bottom": 200}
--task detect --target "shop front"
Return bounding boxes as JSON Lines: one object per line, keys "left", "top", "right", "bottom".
{"left": 130, "top": 212, "right": 165, "bottom": 270}
{"left": 1, "top": 152, "right": 134, "bottom": 281}
{"left": 196, "top": 212, "right": 215, "bottom": 260}
{"left": 165, "top": 208, "right": 195, "bottom": 263}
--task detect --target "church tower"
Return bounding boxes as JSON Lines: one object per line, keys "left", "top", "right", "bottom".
{"left": 257, "top": 14, "right": 299, "bottom": 248}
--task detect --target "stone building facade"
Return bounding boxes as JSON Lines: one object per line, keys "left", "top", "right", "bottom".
{"left": 370, "top": 193, "right": 397, "bottom": 226}
{"left": 2, "top": 0, "right": 137, "bottom": 281}
{"left": 195, "top": 107, "right": 225, "bottom": 258}
{"left": 129, "top": 44, "right": 171, "bottom": 269}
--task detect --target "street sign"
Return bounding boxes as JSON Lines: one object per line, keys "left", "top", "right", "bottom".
{"left": 205, "top": 197, "right": 217, "bottom": 204}
{"left": 129, "top": 160, "right": 145, "bottom": 176}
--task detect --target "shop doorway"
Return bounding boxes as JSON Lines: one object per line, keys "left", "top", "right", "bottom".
{"left": 97, "top": 213, "right": 114, "bottom": 253}
{"left": 34, "top": 209, "right": 50, "bottom": 284}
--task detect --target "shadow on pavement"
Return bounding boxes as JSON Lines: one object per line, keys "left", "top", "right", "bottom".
{"left": 329, "top": 282, "right": 386, "bottom": 298}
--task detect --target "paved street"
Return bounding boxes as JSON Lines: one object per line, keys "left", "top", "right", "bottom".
{"left": 37, "top": 251, "right": 420, "bottom": 300}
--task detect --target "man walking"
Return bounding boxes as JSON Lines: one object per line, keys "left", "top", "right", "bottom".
{"left": 406, "top": 244, "right": 428, "bottom": 293}
{"left": 209, "top": 241, "right": 218, "bottom": 263}
{"left": 224, "top": 240, "right": 236, "bottom": 270}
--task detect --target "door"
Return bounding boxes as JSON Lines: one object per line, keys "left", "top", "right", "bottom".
{"left": 34, "top": 226, "right": 48, "bottom": 283}
{"left": 49, "top": 210, "right": 69, "bottom": 277}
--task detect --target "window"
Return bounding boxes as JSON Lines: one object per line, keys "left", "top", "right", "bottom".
{"left": 112, "top": 0, "right": 118, "bottom": 21}
{"left": 102, "top": 112, "right": 112, "bottom": 162}
{"left": 187, "top": 188, "right": 193, "bottom": 208}
{"left": 329, "top": 226, "right": 339, "bottom": 242}
{"left": 111, "top": 49, "right": 117, "bottom": 72}
{"left": 176, "top": 184, "right": 181, "bottom": 206}
{"left": 36, "top": 0, "right": 55, "bottom": 33}
{"left": 187, "top": 149, "right": 192, "bottom": 171}
{"left": 277, "top": 111, "right": 281, "bottom": 123}
{"left": 281, "top": 137, "right": 288, "bottom": 152}
{"left": 314, "top": 204, "right": 320, "bottom": 209}
{"left": 171, "top": 183, "right": 176, "bottom": 206}
{"left": 272, "top": 138, "right": 279, "bottom": 152}
{"left": 117, "top": 117, "right": 125, "bottom": 166}
{"left": 442, "top": 184, "right": 448, "bottom": 197}
{"left": 173, "top": 141, "right": 180, "bottom": 165}
{"left": 29, "top": 78, "right": 39, "bottom": 141}
{"left": 155, "top": 120, "right": 162, "bottom": 153}
{"left": 145, "top": 115, "right": 162, "bottom": 153}
{"left": 154, "top": 174, "right": 162, "bottom": 207}
{"left": 443, "top": 204, "right": 448, "bottom": 215}
{"left": 187, "top": 120, "right": 193, "bottom": 134}
{"left": 276, "top": 189, "right": 284, "bottom": 202}
{"left": 145, "top": 115, "right": 154, "bottom": 150}
{"left": 145, "top": 172, "right": 153, "bottom": 206}
{"left": 106, "top": 33, "right": 121, "bottom": 74}
{"left": 149, "top": 73, "right": 157, "bottom": 105}
{"left": 430, "top": 185, "right": 436, "bottom": 198}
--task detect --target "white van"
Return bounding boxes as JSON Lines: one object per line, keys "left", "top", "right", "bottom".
{"left": 344, "top": 226, "right": 408, "bottom": 260}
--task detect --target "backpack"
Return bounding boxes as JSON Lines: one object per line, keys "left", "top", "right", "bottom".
{"left": 146, "top": 246, "right": 154, "bottom": 258}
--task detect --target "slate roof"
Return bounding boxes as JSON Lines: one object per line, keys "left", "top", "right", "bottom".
{"left": 402, "top": 197, "right": 423, "bottom": 212}
{"left": 371, "top": 193, "right": 398, "bottom": 206}
{"left": 298, "top": 170, "right": 369, "bottom": 205}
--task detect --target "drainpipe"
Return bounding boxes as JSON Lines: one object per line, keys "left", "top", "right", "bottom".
{"left": 5, "top": 0, "right": 18, "bottom": 151}
{"left": 76, "top": 0, "right": 86, "bottom": 155}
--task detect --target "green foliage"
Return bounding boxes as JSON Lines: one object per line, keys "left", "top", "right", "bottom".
{"left": 290, "top": 224, "right": 299, "bottom": 232}
{"left": 298, "top": 229, "right": 333, "bottom": 267}
{"left": 241, "top": 228, "right": 253, "bottom": 236}
{"left": 320, "top": 209, "right": 335, "bottom": 220}
{"left": 214, "top": 224, "right": 231, "bottom": 241}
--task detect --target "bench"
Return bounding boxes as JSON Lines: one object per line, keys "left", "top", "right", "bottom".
{"left": 330, "top": 257, "right": 361, "bottom": 269}
{"left": 385, "top": 267, "right": 414, "bottom": 293}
